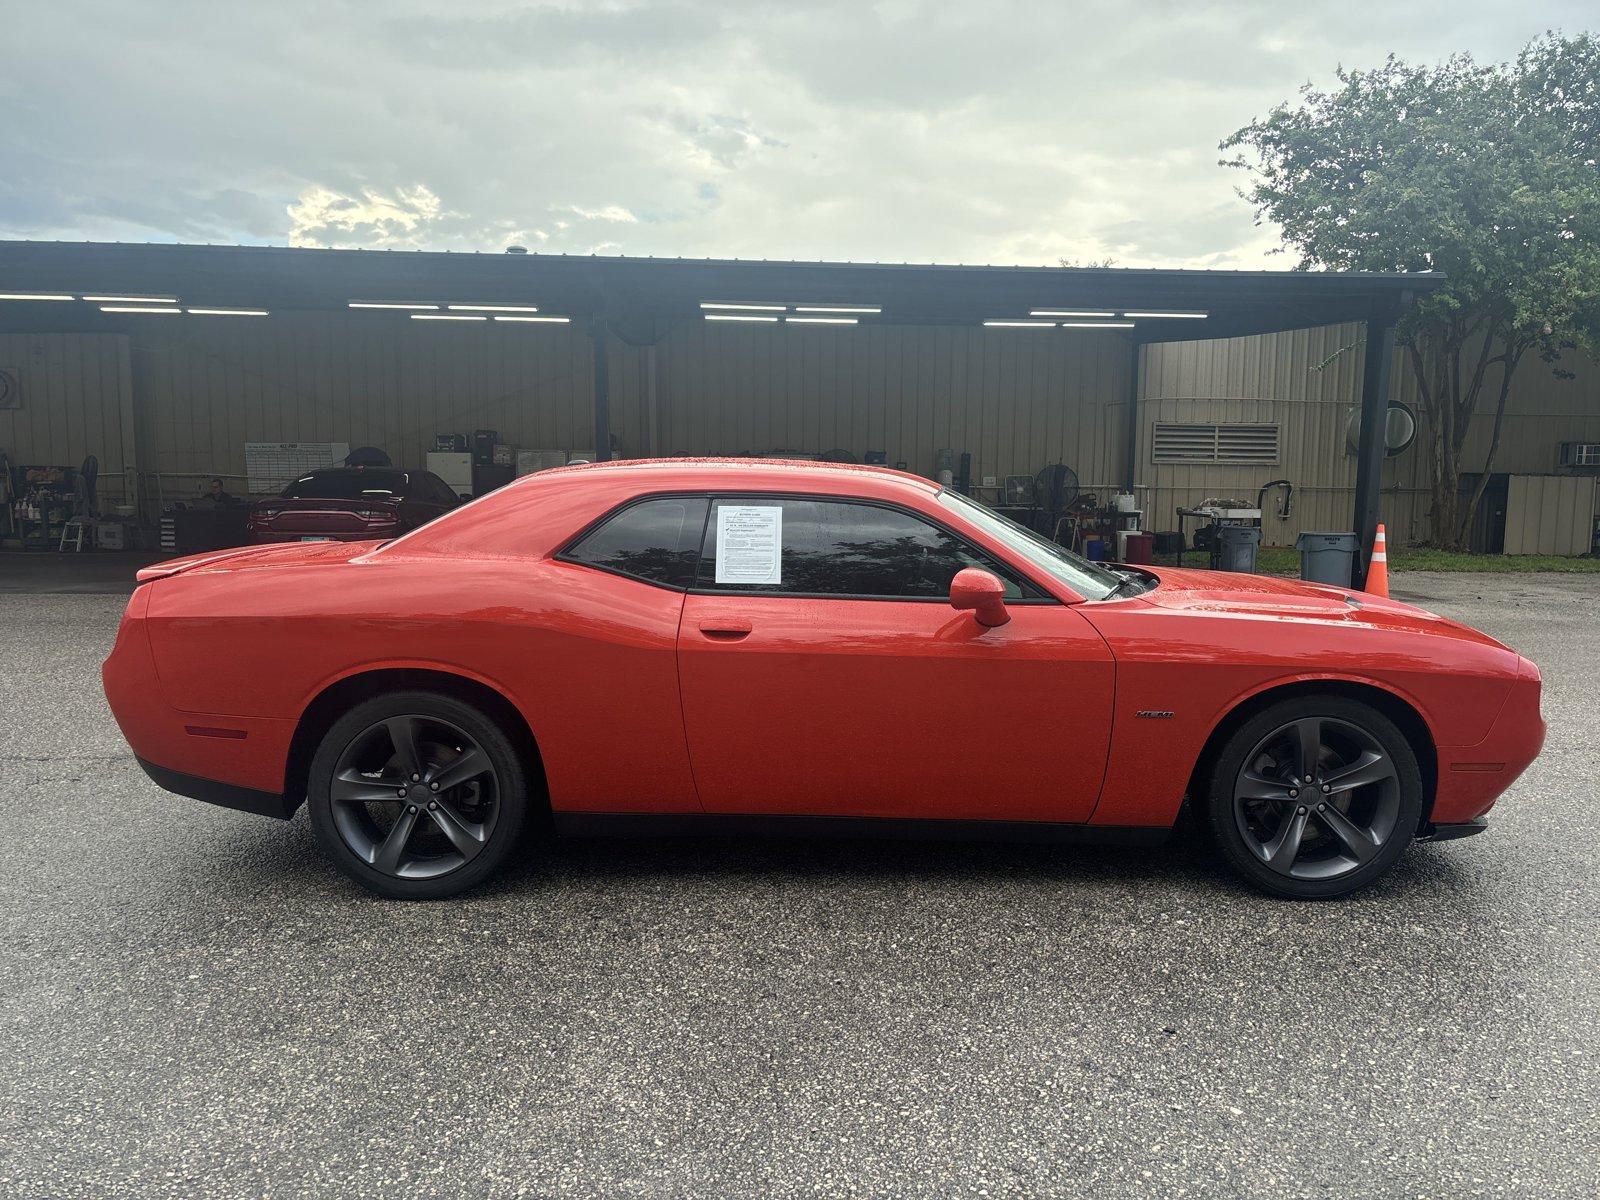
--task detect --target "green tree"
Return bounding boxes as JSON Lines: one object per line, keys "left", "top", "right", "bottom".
{"left": 1222, "top": 34, "right": 1600, "bottom": 549}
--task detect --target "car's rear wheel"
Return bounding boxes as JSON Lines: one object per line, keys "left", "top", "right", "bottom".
{"left": 307, "top": 691, "right": 529, "bottom": 899}
{"left": 1206, "top": 695, "right": 1423, "bottom": 900}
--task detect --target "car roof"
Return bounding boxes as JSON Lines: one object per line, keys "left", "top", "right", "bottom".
{"left": 377, "top": 457, "right": 944, "bottom": 560}
{"left": 543, "top": 457, "right": 941, "bottom": 494}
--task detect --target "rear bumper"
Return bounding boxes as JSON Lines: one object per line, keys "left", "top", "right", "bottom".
{"left": 1418, "top": 818, "right": 1489, "bottom": 842}
{"left": 103, "top": 586, "right": 297, "bottom": 799}
{"left": 135, "top": 757, "right": 298, "bottom": 820}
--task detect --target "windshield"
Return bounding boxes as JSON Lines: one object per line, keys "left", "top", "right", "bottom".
{"left": 283, "top": 469, "right": 408, "bottom": 500}
{"left": 938, "top": 489, "right": 1123, "bottom": 601}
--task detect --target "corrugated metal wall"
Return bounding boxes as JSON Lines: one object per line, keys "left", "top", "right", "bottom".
{"left": 1139, "top": 322, "right": 1600, "bottom": 545}
{"left": 2, "top": 313, "right": 1596, "bottom": 548}
{"left": 654, "top": 322, "right": 1125, "bottom": 493}
{"left": 0, "top": 331, "right": 135, "bottom": 497}
{"left": 1504, "top": 476, "right": 1598, "bottom": 555}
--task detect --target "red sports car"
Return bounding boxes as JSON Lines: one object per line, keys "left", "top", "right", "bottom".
{"left": 244, "top": 466, "right": 460, "bottom": 544}
{"left": 103, "top": 460, "right": 1544, "bottom": 900}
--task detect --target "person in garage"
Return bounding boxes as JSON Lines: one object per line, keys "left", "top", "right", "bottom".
{"left": 200, "top": 477, "right": 240, "bottom": 506}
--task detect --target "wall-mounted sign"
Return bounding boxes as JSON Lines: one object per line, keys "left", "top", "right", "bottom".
{"left": 0, "top": 366, "right": 20, "bottom": 410}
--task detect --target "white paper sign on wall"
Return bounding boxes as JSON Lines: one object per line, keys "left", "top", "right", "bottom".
{"left": 715, "top": 504, "right": 783, "bottom": 585}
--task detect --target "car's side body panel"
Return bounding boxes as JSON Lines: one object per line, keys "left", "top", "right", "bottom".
{"left": 677, "top": 593, "right": 1114, "bottom": 821}
{"left": 104, "top": 460, "right": 1546, "bottom": 837}
{"left": 134, "top": 551, "right": 702, "bottom": 813}
{"left": 1079, "top": 592, "right": 1531, "bottom": 828}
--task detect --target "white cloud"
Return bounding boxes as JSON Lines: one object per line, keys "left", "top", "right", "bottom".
{"left": 568, "top": 205, "right": 640, "bottom": 224}
{"left": 287, "top": 185, "right": 446, "bottom": 248}
{"left": 0, "top": 0, "right": 1591, "bottom": 266}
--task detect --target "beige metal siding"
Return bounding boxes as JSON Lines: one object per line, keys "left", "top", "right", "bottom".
{"left": 0, "top": 332, "right": 135, "bottom": 503}
{"left": 655, "top": 322, "right": 1126, "bottom": 491}
{"left": 1504, "top": 475, "right": 1596, "bottom": 555}
{"left": 1139, "top": 323, "right": 1600, "bottom": 546}
{"left": 5, "top": 311, "right": 1597, "bottom": 555}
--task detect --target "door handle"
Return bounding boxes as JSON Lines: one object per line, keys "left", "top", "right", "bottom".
{"left": 698, "top": 618, "right": 752, "bottom": 639}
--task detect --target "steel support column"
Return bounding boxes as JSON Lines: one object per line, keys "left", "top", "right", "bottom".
{"left": 1351, "top": 311, "right": 1397, "bottom": 588}
{"left": 591, "top": 318, "right": 611, "bottom": 462}
{"left": 1121, "top": 337, "right": 1141, "bottom": 493}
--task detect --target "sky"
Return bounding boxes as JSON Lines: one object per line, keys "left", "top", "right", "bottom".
{"left": 1, "top": 1, "right": 1590, "bottom": 269}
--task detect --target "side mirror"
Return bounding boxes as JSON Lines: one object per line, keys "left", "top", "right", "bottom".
{"left": 949, "top": 567, "right": 1010, "bottom": 628}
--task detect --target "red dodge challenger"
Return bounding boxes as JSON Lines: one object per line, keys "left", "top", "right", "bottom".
{"left": 103, "top": 459, "right": 1545, "bottom": 900}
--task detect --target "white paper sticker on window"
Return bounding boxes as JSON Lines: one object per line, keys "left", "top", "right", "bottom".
{"left": 715, "top": 504, "right": 783, "bottom": 585}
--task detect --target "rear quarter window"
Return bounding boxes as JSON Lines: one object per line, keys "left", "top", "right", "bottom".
{"left": 565, "top": 497, "right": 710, "bottom": 588}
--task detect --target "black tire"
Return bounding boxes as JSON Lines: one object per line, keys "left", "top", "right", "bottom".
{"left": 307, "top": 690, "right": 530, "bottom": 899}
{"left": 1205, "top": 695, "right": 1423, "bottom": 900}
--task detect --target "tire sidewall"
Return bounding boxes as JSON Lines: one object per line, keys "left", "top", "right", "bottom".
{"left": 307, "top": 690, "right": 528, "bottom": 900}
{"left": 1206, "top": 695, "right": 1423, "bottom": 900}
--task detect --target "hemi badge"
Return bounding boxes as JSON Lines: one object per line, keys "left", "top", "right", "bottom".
{"left": 185, "top": 725, "right": 248, "bottom": 740}
{"left": 1135, "top": 710, "right": 1175, "bottom": 719}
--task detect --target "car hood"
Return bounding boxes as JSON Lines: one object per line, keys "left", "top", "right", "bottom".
{"left": 1135, "top": 565, "right": 1511, "bottom": 651}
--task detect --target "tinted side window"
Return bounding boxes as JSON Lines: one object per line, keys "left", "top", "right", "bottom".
{"left": 424, "top": 474, "right": 456, "bottom": 505}
{"left": 568, "top": 497, "right": 709, "bottom": 588}
{"left": 697, "top": 498, "right": 1025, "bottom": 598}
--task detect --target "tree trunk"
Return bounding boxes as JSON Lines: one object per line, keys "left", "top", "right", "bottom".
{"left": 1410, "top": 335, "right": 1463, "bottom": 548}
{"left": 1456, "top": 340, "right": 1527, "bottom": 547}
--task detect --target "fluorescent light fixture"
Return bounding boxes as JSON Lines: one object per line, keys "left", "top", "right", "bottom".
{"left": 449, "top": 304, "right": 540, "bottom": 313}
{"left": 1031, "top": 309, "right": 1115, "bottom": 318}
{"left": 0, "top": 292, "right": 74, "bottom": 301}
{"left": 187, "top": 308, "right": 268, "bottom": 316}
{"left": 1121, "top": 310, "right": 1207, "bottom": 319}
{"left": 786, "top": 316, "right": 857, "bottom": 325}
{"left": 411, "top": 313, "right": 485, "bottom": 321}
{"left": 793, "top": 305, "right": 881, "bottom": 314}
{"left": 83, "top": 295, "right": 177, "bottom": 304}
{"left": 705, "top": 313, "right": 779, "bottom": 323}
{"left": 984, "top": 320, "right": 1055, "bottom": 328}
{"left": 494, "top": 315, "right": 570, "bottom": 323}
{"left": 349, "top": 301, "right": 439, "bottom": 310}
{"left": 700, "top": 302, "right": 787, "bottom": 312}
{"left": 99, "top": 306, "right": 180, "bottom": 314}
{"left": 1060, "top": 321, "right": 1135, "bottom": 329}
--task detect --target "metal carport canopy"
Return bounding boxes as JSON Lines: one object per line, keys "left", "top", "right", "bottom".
{"left": 0, "top": 241, "right": 1441, "bottom": 342}
{"left": 0, "top": 241, "right": 1442, "bottom": 584}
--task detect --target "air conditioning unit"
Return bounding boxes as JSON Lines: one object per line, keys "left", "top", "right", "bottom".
{"left": 1558, "top": 441, "right": 1600, "bottom": 468}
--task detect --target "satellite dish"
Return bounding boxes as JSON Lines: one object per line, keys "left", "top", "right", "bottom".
{"left": 1345, "top": 400, "right": 1417, "bottom": 458}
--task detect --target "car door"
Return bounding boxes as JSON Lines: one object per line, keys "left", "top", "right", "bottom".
{"left": 676, "top": 495, "right": 1115, "bottom": 823}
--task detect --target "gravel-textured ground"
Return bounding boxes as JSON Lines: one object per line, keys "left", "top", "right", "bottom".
{"left": 1, "top": 570, "right": 1596, "bottom": 1198}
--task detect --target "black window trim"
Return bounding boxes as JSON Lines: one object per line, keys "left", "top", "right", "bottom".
{"left": 557, "top": 489, "right": 1064, "bottom": 603}
{"left": 694, "top": 492, "right": 1058, "bottom": 604}
{"left": 554, "top": 491, "right": 714, "bottom": 592}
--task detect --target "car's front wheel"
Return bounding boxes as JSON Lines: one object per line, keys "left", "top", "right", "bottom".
{"left": 307, "top": 690, "right": 529, "bottom": 899}
{"left": 1206, "top": 695, "right": 1423, "bottom": 900}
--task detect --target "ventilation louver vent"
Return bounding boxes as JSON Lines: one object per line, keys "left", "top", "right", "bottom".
{"left": 1153, "top": 422, "right": 1279, "bottom": 464}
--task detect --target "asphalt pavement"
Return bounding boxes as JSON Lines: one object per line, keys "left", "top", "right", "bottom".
{"left": 1, "top": 565, "right": 1596, "bottom": 1198}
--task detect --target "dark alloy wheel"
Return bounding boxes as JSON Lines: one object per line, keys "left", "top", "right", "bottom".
{"left": 1207, "top": 696, "right": 1423, "bottom": 900}
{"left": 307, "top": 691, "right": 529, "bottom": 899}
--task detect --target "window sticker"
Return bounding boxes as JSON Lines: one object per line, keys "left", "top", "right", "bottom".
{"left": 715, "top": 505, "right": 783, "bottom": 585}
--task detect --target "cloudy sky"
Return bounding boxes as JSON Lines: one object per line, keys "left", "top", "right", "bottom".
{"left": 1, "top": 1, "right": 1589, "bottom": 268}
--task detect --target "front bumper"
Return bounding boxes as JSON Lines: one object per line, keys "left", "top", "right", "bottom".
{"left": 1430, "top": 656, "right": 1546, "bottom": 824}
{"left": 1418, "top": 818, "right": 1489, "bottom": 842}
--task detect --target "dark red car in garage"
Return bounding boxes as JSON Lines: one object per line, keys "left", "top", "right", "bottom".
{"left": 245, "top": 466, "right": 459, "bottom": 544}
{"left": 105, "top": 459, "right": 1545, "bottom": 901}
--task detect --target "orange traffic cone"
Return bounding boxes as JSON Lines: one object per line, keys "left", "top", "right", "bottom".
{"left": 1366, "top": 524, "right": 1390, "bottom": 597}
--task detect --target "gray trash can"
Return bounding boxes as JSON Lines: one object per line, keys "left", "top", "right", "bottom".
{"left": 1217, "top": 525, "right": 1261, "bottom": 573}
{"left": 1297, "top": 531, "right": 1359, "bottom": 587}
